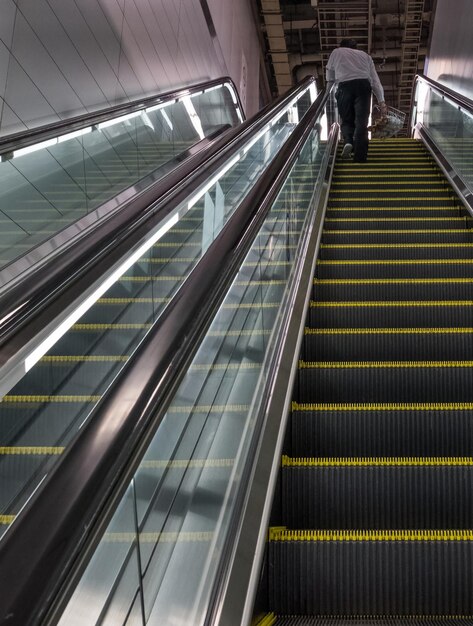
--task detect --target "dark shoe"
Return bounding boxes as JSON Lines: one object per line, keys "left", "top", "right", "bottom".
{"left": 341, "top": 143, "right": 353, "bottom": 159}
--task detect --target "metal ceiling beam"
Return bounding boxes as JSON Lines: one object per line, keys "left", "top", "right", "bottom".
{"left": 261, "top": 0, "right": 293, "bottom": 95}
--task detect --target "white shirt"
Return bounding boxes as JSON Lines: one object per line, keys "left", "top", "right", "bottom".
{"left": 326, "top": 47, "right": 385, "bottom": 103}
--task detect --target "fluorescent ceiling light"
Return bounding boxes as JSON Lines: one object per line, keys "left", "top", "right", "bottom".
{"left": 161, "top": 110, "right": 173, "bottom": 130}
{"left": 187, "top": 154, "right": 240, "bottom": 210}
{"left": 57, "top": 127, "right": 92, "bottom": 143}
{"left": 146, "top": 99, "right": 176, "bottom": 113}
{"left": 224, "top": 83, "right": 238, "bottom": 105}
{"left": 182, "top": 96, "right": 205, "bottom": 140}
{"left": 204, "top": 85, "right": 222, "bottom": 94}
{"left": 243, "top": 124, "right": 270, "bottom": 154}
{"left": 24, "top": 213, "right": 179, "bottom": 372}
{"left": 13, "top": 138, "right": 58, "bottom": 158}
{"left": 97, "top": 110, "right": 141, "bottom": 130}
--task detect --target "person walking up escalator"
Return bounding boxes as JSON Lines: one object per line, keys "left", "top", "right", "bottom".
{"left": 326, "top": 38, "right": 387, "bottom": 162}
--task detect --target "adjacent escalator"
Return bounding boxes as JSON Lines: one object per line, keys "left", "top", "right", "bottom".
{"left": 264, "top": 138, "right": 473, "bottom": 623}
{"left": 0, "top": 79, "right": 241, "bottom": 270}
{"left": 0, "top": 112, "right": 299, "bottom": 542}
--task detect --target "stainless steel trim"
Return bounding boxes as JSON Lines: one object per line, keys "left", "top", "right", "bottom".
{"left": 416, "top": 123, "right": 473, "bottom": 219}
{"left": 0, "top": 77, "right": 245, "bottom": 158}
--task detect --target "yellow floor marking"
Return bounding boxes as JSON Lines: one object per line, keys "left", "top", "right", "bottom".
{"left": 0, "top": 516, "right": 15, "bottom": 524}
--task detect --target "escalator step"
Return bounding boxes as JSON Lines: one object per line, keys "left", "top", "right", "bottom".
{"left": 269, "top": 616, "right": 473, "bottom": 625}
{"left": 325, "top": 208, "right": 462, "bottom": 219}
{"left": 319, "top": 243, "right": 473, "bottom": 260}
{"left": 268, "top": 529, "right": 473, "bottom": 614}
{"left": 321, "top": 231, "right": 473, "bottom": 244}
{"left": 281, "top": 456, "right": 473, "bottom": 529}
{"left": 313, "top": 279, "right": 473, "bottom": 301}
{"left": 302, "top": 327, "right": 473, "bottom": 361}
{"left": 290, "top": 404, "right": 473, "bottom": 457}
{"left": 324, "top": 218, "right": 467, "bottom": 231}
{"left": 316, "top": 259, "right": 473, "bottom": 279}
{"left": 297, "top": 360, "right": 473, "bottom": 403}
{"left": 309, "top": 300, "right": 473, "bottom": 328}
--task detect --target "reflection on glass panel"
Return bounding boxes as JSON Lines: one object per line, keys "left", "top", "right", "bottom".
{"left": 57, "top": 482, "right": 142, "bottom": 626}
{"left": 0, "top": 89, "right": 310, "bottom": 549}
{"left": 422, "top": 87, "right": 473, "bottom": 192}
{"left": 58, "top": 120, "right": 326, "bottom": 625}
{"left": 0, "top": 83, "right": 241, "bottom": 271}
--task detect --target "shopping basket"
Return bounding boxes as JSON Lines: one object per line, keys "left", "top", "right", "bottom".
{"left": 368, "top": 105, "right": 406, "bottom": 138}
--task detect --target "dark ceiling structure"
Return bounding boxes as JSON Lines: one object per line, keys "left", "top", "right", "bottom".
{"left": 257, "top": 0, "right": 434, "bottom": 117}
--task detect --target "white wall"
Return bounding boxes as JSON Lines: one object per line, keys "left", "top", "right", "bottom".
{"left": 207, "top": 0, "right": 261, "bottom": 116}
{"left": 425, "top": 0, "right": 473, "bottom": 100}
{"left": 0, "top": 0, "right": 260, "bottom": 137}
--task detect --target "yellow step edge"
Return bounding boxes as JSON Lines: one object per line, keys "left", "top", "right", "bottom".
{"left": 269, "top": 528, "right": 473, "bottom": 542}
{"left": 104, "top": 531, "right": 213, "bottom": 543}
{"left": 98, "top": 298, "right": 279, "bottom": 309}
{"left": 324, "top": 217, "right": 465, "bottom": 222}
{"left": 141, "top": 458, "right": 234, "bottom": 469}
{"left": 40, "top": 355, "right": 129, "bottom": 363}
{"left": 311, "top": 300, "right": 473, "bottom": 308}
{"left": 328, "top": 199, "right": 457, "bottom": 203}
{"left": 254, "top": 613, "right": 277, "bottom": 626}
{"left": 2, "top": 395, "right": 101, "bottom": 403}
{"left": 315, "top": 278, "right": 473, "bottom": 284}
{"left": 330, "top": 189, "right": 452, "bottom": 194}
{"left": 291, "top": 401, "right": 473, "bottom": 411}
{"left": 299, "top": 359, "right": 473, "bottom": 369}
{"left": 331, "top": 182, "right": 449, "bottom": 186}
{"left": 321, "top": 243, "right": 473, "bottom": 248}
{"left": 190, "top": 362, "right": 261, "bottom": 371}
{"left": 305, "top": 327, "right": 473, "bottom": 335}
{"left": 72, "top": 323, "right": 154, "bottom": 330}
{"left": 167, "top": 404, "right": 250, "bottom": 413}
{"left": 333, "top": 174, "right": 441, "bottom": 178}
{"left": 326, "top": 207, "right": 461, "bottom": 212}
{"left": 0, "top": 446, "right": 64, "bottom": 454}
{"left": 322, "top": 229, "right": 468, "bottom": 234}
{"left": 318, "top": 259, "right": 473, "bottom": 265}
{"left": 281, "top": 454, "right": 473, "bottom": 467}
{"left": 0, "top": 516, "right": 15, "bottom": 525}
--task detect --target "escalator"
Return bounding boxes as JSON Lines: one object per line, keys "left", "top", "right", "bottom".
{"left": 0, "top": 77, "right": 242, "bottom": 274}
{"left": 0, "top": 77, "right": 319, "bottom": 625}
{"left": 263, "top": 138, "right": 473, "bottom": 621}
{"left": 3, "top": 74, "right": 473, "bottom": 626}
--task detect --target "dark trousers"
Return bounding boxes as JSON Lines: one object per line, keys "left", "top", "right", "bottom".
{"left": 335, "top": 79, "right": 372, "bottom": 161}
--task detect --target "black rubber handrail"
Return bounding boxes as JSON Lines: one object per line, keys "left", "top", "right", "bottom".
{"left": 0, "top": 86, "right": 328, "bottom": 626}
{"left": 0, "top": 76, "right": 244, "bottom": 159}
{"left": 415, "top": 74, "right": 473, "bottom": 115}
{"left": 0, "top": 77, "right": 316, "bottom": 398}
